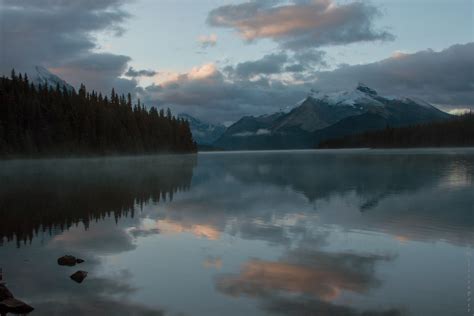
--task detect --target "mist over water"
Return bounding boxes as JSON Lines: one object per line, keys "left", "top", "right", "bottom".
{"left": 0, "top": 149, "right": 473, "bottom": 316}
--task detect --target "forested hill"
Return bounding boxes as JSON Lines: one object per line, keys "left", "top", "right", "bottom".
{"left": 319, "top": 113, "right": 474, "bottom": 149}
{"left": 0, "top": 71, "right": 197, "bottom": 157}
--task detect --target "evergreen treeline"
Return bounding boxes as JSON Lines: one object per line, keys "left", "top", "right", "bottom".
{"left": 0, "top": 70, "right": 197, "bottom": 157}
{"left": 319, "top": 113, "right": 474, "bottom": 149}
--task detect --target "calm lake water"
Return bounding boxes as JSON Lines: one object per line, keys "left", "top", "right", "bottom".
{"left": 1, "top": 149, "right": 473, "bottom": 316}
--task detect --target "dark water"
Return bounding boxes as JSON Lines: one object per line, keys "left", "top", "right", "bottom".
{"left": 0, "top": 149, "right": 473, "bottom": 316}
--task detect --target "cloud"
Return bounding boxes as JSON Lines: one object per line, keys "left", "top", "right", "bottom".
{"left": 141, "top": 62, "right": 308, "bottom": 123}
{"left": 125, "top": 67, "right": 157, "bottom": 78}
{"left": 198, "top": 34, "right": 218, "bottom": 48}
{"left": 312, "top": 42, "right": 474, "bottom": 109}
{"left": 448, "top": 108, "right": 472, "bottom": 115}
{"left": 229, "top": 53, "right": 289, "bottom": 78}
{"left": 49, "top": 53, "right": 138, "bottom": 94}
{"left": 142, "top": 42, "right": 473, "bottom": 124}
{"left": 0, "top": 0, "right": 136, "bottom": 94}
{"left": 233, "top": 129, "right": 271, "bottom": 137}
{"left": 207, "top": 0, "right": 394, "bottom": 50}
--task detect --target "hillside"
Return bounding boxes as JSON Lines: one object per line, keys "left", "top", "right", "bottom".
{"left": 319, "top": 113, "right": 474, "bottom": 148}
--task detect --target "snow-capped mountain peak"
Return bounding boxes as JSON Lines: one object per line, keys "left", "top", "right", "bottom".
{"left": 33, "top": 66, "right": 74, "bottom": 92}
{"left": 307, "top": 84, "right": 384, "bottom": 107}
{"left": 178, "top": 113, "right": 226, "bottom": 144}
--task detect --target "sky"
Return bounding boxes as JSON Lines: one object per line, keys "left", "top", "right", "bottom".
{"left": 0, "top": 0, "right": 473, "bottom": 124}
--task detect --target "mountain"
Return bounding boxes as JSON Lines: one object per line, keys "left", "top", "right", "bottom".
{"left": 32, "top": 66, "right": 75, "bottom": 92}
{"left": 214, "top": 84, "right": 451, "bottom": 150}
{"left": 178, "top": 113, "right": 226, "bottom": 145}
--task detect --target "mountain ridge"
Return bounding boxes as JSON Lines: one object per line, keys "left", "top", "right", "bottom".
{"left": 178, "top": 113, "right": 226, "bottom": 145}
{"left": 214, "top": 84, "right": 451, "bottom": 150}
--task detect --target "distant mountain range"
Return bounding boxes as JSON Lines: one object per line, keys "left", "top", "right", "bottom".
{"left": 214, "top": 84, "right": 451, "bottom": 150}
{"left": 177, "top": 113, "right": 226, "bottom": 145}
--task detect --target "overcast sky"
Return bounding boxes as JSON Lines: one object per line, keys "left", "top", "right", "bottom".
{"left": 0, "top": 0, "right": 473, "bottom": 123}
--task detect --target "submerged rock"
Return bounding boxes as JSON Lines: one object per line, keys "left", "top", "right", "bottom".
{"left": 57, "top": 255, "right": 85, "bottom": 266}
{"left": 70, "top": 271, "right": 88, "bottom": 283}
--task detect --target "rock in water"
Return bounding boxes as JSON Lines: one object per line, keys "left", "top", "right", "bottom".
{"left": 0, "top": 298, "right": 34, "bottom": 314}
{"left": 57, "top": 255, "right": 84, "bottom": 266}
{"left": 0, "top": 284, "right": 34, "bottom": 314}
{"left": 0, "top": 284, "right": 13, "bottom": 301}
{"left": 70, "top": 271, "right": 88, "bottom": 283}
{"left": 58, "top": 255, "right": 77, "bottom": 266}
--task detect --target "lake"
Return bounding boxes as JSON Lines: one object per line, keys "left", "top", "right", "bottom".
{"left": 0, "top": 149, "right": 473, "bottom": 316}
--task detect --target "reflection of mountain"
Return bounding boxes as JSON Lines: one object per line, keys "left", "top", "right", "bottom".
{"left": 0, "top": 155, "right": 196, "bottom": 245}
{"left": 190, "top": 151, "right": 474, "bottom": 245}
{"left": 206, "top": 151, "right": 455, "bottom": 201}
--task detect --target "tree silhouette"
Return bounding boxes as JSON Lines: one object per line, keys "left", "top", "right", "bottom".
{"left": 0, "top": 70, "right": 197, "bottom": 157}
{"left": 319, "top": 112, "right": 474, "bottom": 148}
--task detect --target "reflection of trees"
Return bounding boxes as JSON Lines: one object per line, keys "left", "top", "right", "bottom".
{"left": 0, "top": 155, "right": 196, "bottom": 246}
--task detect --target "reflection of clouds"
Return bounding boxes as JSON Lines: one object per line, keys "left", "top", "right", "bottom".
{"left": 1, "top": 243, "right": 165, "bottom": 315}
{"left": 216, "top": 250, "right": 392, "bottom": 301}
{"left": 440, "top": 160, "right": 473, "bottom": 189}
{"left": 263, "top": 295, "right": 402, "bottom": 316}
{"left": 33, "top": 296, "right": 164, "bottom": 316}
{"left": 215, "top": 248, "right": 400, "bottom": 316}
{"left": 50, "top": 222, "right": 136, "bottom": 255}
{"left": 315, "top": 186, "right": 474, "bottom": 246}
{"left": 130, "top": 218, "right": 222, "bottom": 241}
{"left": 157, "top": 219, "right": 221, "bottom": 240}
{"left": 28, "top": 270, "right": 165, "bottom": 315}
{"left": 0, "top": 214, "right": 166, "bottom": 315}
{"left": 174, "top": 151, "right": 474, "bottom": 247}
{"left": 203, "top": 256, "right": 222, "bottom": 270}
{"left": 148, "top": 176, "right": 318, "bottom": 247}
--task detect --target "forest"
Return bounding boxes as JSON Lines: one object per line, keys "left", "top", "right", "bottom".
{"left": 319, "top": 112, "right": 474, "bottom": 149}
{"left": 0, "top": 70, "right": 197, "bottom": 157}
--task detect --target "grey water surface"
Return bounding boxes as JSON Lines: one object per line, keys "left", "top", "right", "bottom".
{"left": 0, "top": 149, "right": 473, "bottom": 316}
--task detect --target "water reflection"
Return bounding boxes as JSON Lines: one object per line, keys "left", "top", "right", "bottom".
{"left": 0, "top": 155, "right": 196, "bottom": 246}
{"left": 0, "top": 149, "right": 473, "bottom": 315}
{"left": 216, "top": 250, "right": 393, "bottom": 299}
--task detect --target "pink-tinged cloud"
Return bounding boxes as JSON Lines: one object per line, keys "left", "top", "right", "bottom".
{"left": 207, "top": 0, "right": 393, "bottom": 49}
